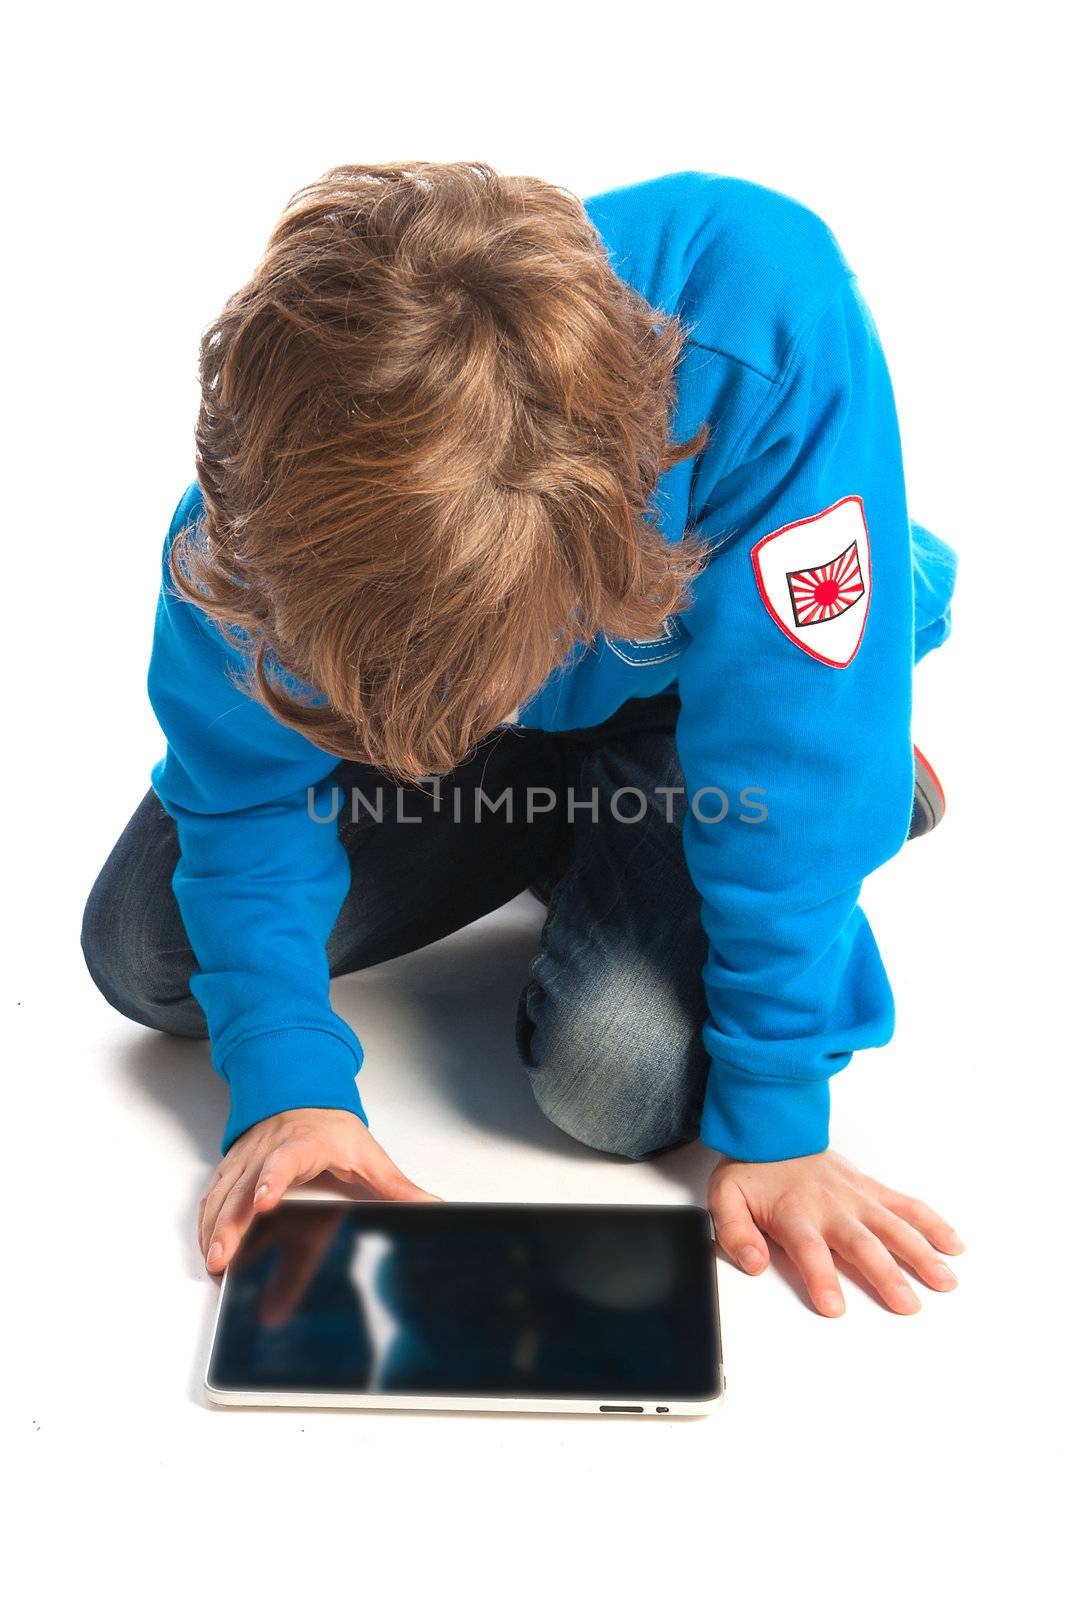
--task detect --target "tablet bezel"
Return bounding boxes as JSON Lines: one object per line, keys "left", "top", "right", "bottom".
{"left": 202, "top": 1198, "right": 725, "bottom": 1418}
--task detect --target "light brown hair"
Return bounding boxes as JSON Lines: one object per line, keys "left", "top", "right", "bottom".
{"left": 172, "top": 159, "right": 711, "bottom": 782}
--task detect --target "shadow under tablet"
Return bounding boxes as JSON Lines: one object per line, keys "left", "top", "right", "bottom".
{"left": 205, "top": 1200, "right": 723, "bottom": 1415}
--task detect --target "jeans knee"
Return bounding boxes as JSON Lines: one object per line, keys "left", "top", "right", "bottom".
{"left": 80, "top": 863, "right": 207, "bottom": 1040}
{"left": 517, "top": 970, "right": 704, "bottom": 1160}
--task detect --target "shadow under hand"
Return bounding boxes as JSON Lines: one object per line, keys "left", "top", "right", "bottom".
{"left": 117, "top": 892, "right": 711, "bottom": 1189}
{"left": 332, "top": 899, "right": 587, "bottom": 1159}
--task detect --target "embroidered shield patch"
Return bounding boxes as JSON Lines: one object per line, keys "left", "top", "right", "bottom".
{"left": 751, "top": 495, "right": 871, "bottom": 667}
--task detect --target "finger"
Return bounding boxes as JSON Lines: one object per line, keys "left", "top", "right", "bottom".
{"left": 862, "top": 1205, "right": 959, "bottom": 1292}
{"left": 771, "top": 1216, "right": 846, "bottom": 1316}
{"left": 205, "top": 1175, "right": 258, "bottom": 1273}
{"left": 312, "top": 1169, "right": 445, "bottom": 1204}
{"left": 205, "top": 1155, "right": 285, "bottom": 1273}
{"left": 878, "top": 1188, "right": 964, "bottom": 1254}
{"left": 349, "top": 1145, "right": 440, "bottom": 1204}
{"left": 826, "top": 1216, "right": 921, "bottom": 1314}
{"left": 199, "top": 1180, "right": 227, "bottom": 1257}
{"left": 198, "top": 1163, "right": 224, "bottom": 1236}
{"left": 250, "top": 1139, "right": 324, "bottom": 1215}
{"left": 708, "top": 1178, "right": 768, "bottom": 1274}
{"left": 200, "top": 1161, "right": 246, "bottom": 1259}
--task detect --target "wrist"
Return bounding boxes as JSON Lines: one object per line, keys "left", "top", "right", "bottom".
{"left": 220, "top": 1026, "right": 367, "bottom": 1155}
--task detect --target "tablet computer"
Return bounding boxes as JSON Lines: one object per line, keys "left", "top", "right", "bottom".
{"left": 204, "top": 1199, "right": 723, "bottom": 1416}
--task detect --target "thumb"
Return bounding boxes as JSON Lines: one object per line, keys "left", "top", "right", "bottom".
{"left": 709, "top": 1177, "right": 768, "bottom": 1274}
{"left": 372, "top": 1166, "right": 443, "bottom": 1203}
{"left": 343, "top": 1145, "right": 442, "bottom": 1203}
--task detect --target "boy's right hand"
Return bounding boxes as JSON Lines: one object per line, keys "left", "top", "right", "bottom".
{"left": 198, "top": 1107, "right": 441, "bottom": 1274}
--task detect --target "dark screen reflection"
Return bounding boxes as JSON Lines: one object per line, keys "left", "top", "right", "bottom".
{"left": 207, "top": 1202, "right": 720, "bottom": 1401}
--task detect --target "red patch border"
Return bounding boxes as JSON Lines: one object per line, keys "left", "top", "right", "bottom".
{"left": 750, "top": 494, "right": 872, "bottom": 669}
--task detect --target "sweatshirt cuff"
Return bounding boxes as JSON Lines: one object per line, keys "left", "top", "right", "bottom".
{"left": 219, "top": 1027, "right": 368, "bottom": 1156}
{"left": 700, "top": 1058, "right": 831, "bottom": 1163}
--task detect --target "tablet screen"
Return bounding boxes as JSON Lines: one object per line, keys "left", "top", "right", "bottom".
{"left": 206, "top": 1200, "right": 720, "bottom": 1403}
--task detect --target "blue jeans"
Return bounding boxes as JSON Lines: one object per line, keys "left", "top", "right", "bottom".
{"left": 80, "top": 690, "right": 709, "bottom": 1159}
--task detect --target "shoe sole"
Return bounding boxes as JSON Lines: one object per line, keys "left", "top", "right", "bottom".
{"left": 909, "top": 744, "right": 946, "bottom": 839}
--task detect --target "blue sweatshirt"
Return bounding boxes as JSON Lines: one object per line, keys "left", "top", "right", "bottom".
{"left": 148, "top": 169, "right": 958, "bottom": 1163}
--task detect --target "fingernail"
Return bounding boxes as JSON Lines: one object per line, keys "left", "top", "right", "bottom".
{"left": 932, "top": 1262, "right": 957, "bottom": 1286}
{"left": 820, "top": 1291, "right": 844, "bottom": 1315}
{"left": 255, "top": 1184, "right": 269, "bottom": 1203}
{"left": 207, "top": 1241, "right": 222, "bottom": 1266}
{"left": 892, "top": 1282, "right": 921, "bottom": 1312}
{"left": 945, "top": 1231, "right": 964, "bottom": 1250}
{"left": 739, "top": 1247, "right": 763, "bottom": 1272}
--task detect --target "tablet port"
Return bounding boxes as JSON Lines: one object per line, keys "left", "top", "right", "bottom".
{"left": 599, "top": 1405, "right": 643, "bottom": 1413}
{"left": 655, "top": 1407, "right": 669, "bottom": 1413}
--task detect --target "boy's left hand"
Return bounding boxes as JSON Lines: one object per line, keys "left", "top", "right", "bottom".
{"left": 707, "top": 1147, "right": 964, "bottom": 1316}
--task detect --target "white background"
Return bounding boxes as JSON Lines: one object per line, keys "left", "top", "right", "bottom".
{"left": 6, "top": 2, "right": 1063, "bottom": 1594}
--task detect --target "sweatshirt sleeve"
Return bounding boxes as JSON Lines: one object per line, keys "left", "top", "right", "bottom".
{"left": 147, "top": 483, "right": 368, "bottom": 1156}
{"left": 674, "top": 269, "right": 917, "bottom": 1162}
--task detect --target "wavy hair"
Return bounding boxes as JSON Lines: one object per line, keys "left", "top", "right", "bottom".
{"left": 171, "top": 159, "right": 711, "bottom": 781}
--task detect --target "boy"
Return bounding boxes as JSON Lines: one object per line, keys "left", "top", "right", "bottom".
{"left": 81, "top": 161, "right": 964, "bottom": 1318}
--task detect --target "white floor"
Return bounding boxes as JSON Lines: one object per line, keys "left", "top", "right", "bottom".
{"left": 14, "top": 720, "right": 1061, "bottom": 1593}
